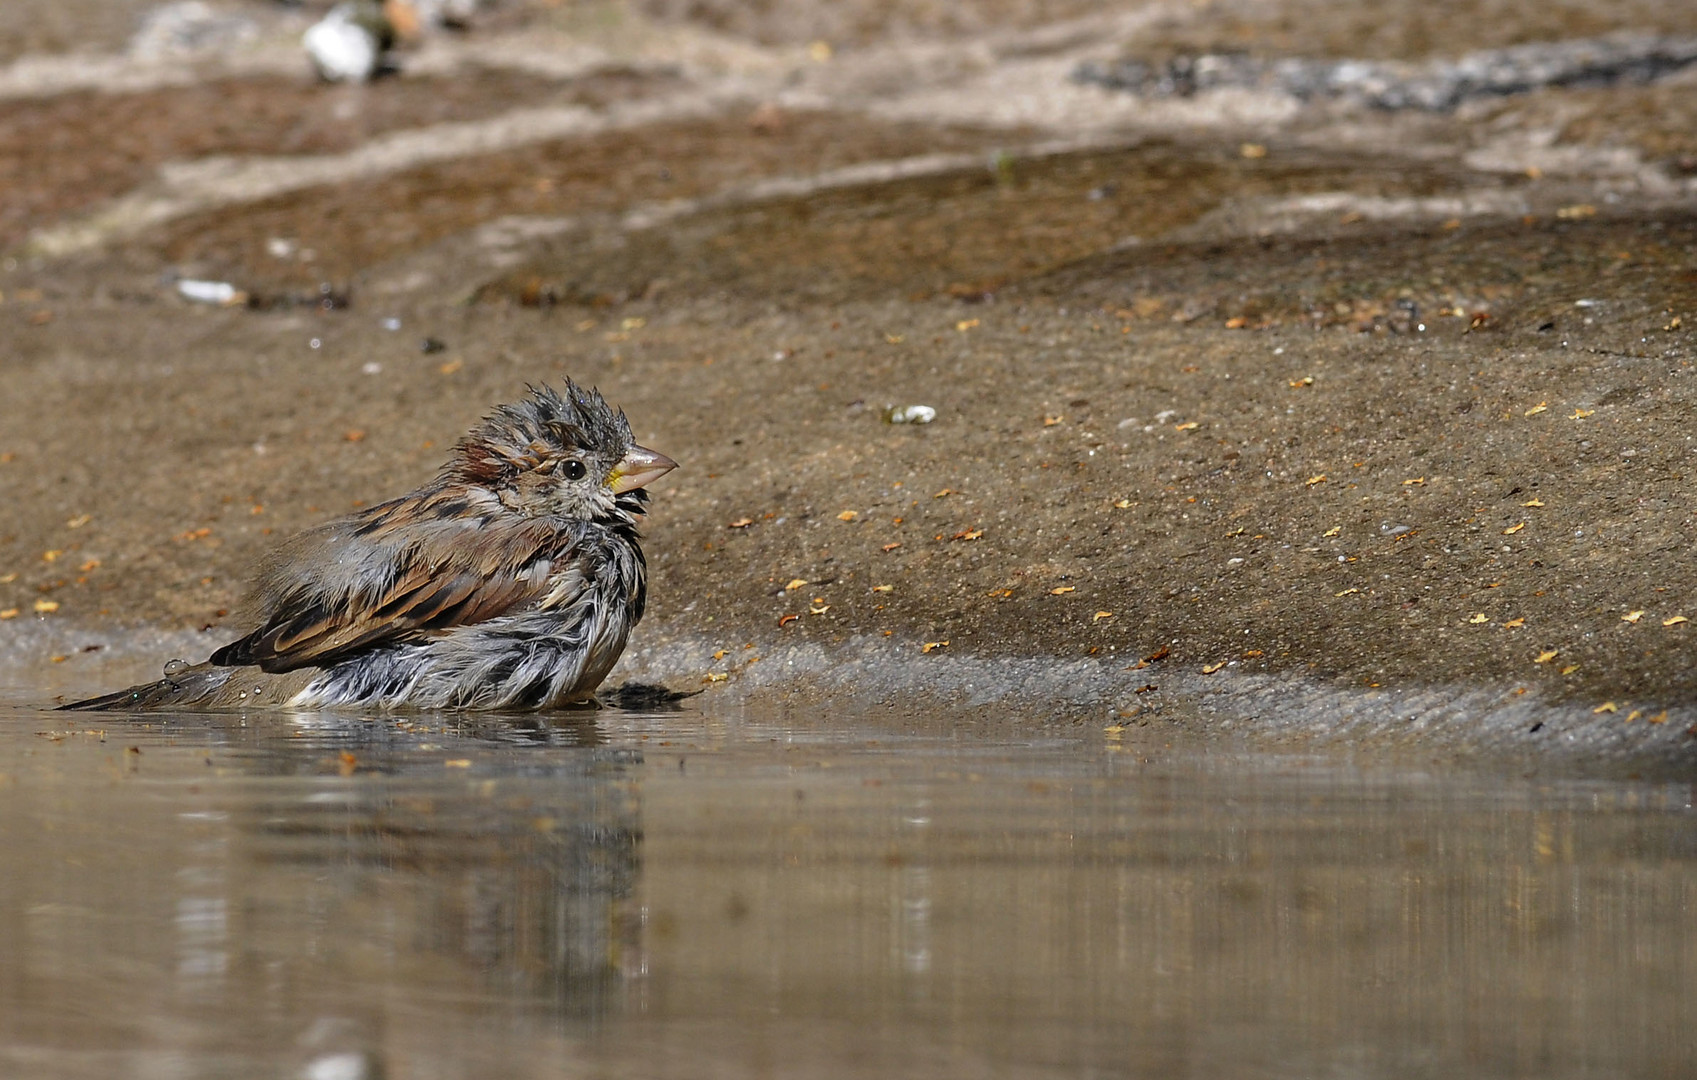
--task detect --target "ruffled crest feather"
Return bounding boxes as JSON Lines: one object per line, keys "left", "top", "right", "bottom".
{"left": 448, "top": 380, "right": 633, "bottom": 485}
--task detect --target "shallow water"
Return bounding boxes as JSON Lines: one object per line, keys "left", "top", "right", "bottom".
{"left": 1, "top": 698, "right": 1694, "bottom": 1079}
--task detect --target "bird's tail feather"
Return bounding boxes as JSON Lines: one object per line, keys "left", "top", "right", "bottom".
{"left": 58, "top": 685, "right": 165, "bottom": 711}
{"left": 58, "top": 662, "right": 289, "bottom": 711}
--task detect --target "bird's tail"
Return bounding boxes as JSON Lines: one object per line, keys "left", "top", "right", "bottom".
{"left": 58, "top": 685, "right": 162, "bottom": 711}
{"left": 59, "top": 661, "right": 245, "bottom": 711}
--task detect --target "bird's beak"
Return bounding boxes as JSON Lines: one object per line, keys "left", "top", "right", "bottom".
{"left": 608, "top": 444, "right": 677, "bottom": 493}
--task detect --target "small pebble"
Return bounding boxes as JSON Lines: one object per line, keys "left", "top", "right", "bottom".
{"left": 883, "top": 404, "right": 937, "bottom": 425}
{"left": 176, "top": 279, "right": 242, "bottom": 305}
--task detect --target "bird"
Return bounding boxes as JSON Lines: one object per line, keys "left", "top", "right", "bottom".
{"left": 62, "top": 380, "right": 675, "bottom": 712}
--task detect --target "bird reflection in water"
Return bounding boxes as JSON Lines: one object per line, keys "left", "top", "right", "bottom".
{"left": 171, "top": 709, "right": 647, "bottom": 1031}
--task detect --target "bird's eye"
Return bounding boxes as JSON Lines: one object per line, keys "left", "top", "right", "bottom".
{"left": 563, "top": 460, "right": 588, "bottom": 481}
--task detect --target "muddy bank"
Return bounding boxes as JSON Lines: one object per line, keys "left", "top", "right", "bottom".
{"left": 0, "top": 0, "right": 1693, "bottom": 761}
{"left": 7, "top": 202, "right": 1696, "bottom": 751}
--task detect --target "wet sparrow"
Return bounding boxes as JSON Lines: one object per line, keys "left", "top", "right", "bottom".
{"left": 65, "top": 380, "right": 675, "bottom": 711}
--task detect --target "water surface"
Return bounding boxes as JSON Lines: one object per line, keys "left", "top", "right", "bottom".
{"left": 1, "top": 700, "right": 1693, "bottom": 1078}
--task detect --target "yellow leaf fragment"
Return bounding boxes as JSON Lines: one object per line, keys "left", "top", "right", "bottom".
{"left": 1114, "top": 499, "right": 1133, "bottom": 509}
{"left": 1050, "top": 586, "right": 1076, "bottom": 595}
{"left": 1323, "top": 526, "right": 1341, "bottom": 537}
{"left": 1503, "top": 617, "right": 1525, "bottom": 628}
{"left": 1335, "top": 587, "right": 1360, "bottom": 597}
{"left": 1043, "top": 415, "right": 1063, "bottom": 426}
{"left": 444, "top": 759, "right": 473, "bottom": 768}
{"left": 1522, "top": 498, "right": 1544, "bottom": 507}
{"left": 785, "top": 578, "right": 808, "bottom": 591}
{"left": 921, "top": 641, "right": 949, "bottom": 653}
{"left": 1570, "top": 409, "right": 1594, "bottom": 419}
{"left": 727, "top": 517, "right": 754, "bottom": 528}
{"left": 1093, "top": 611, "right": 1114, "bottom": 621}
{"left": 1469, "top": 613, "right": 1489, "bottom": 624}
{"left": 1534, "top": 650, "right": 1558, "bottom": 663}
{"left": 1174, "top": 421, "right": 1199, "bottom": 432}
{"left": 1403, "top": 477, "right": 1425, "bottom": 486}
{"left": 1560, "top": 664, "right": 1580, "bottom": 675}
{"left": 703, "top": 673, "right": 730, "bottom": 683}
{"left": 712, "top": 649, "right": 728, "bottom": 660}
{"left": 1622, "top": 610, "right": 1646, "bottom": 623}
{"left": 1289, "top": 376, "right": 1313, "bottom": 388}
{"left": 810, "top": 605, "right": 830, "bottom": 615}
{"left": 1202, "top": 662, "right": 1226, "bottom": 674}
{"left": 1649, "top": 711, "right": 1669, "bottom": 724}
{"left": 33, "top": 599, "right": 59, "bottom": 614}
{"left": 871, "top": 584, "right": 893, "bottom": 593}
{"left": 1593, "top": 702, "right": 1618, "bottom": 714}
{"left": 1664, "top": 616, "right": 1689, "bottom": 627}
{"left": 837, "top": 510, "right": 858, "bottom": 521}
{"left": 1305, "top": 474, "right": 1327, "bottom": 486}
{"left": 0, "top": 609, "right": 17, "bottom": 620}
{"left": 1627, "top": 710, "right": 1643, "bottom": 722}
{"left": 1503, "top": 522, "right": 1525, "bottom": 535}
{"left": 1524, "top": 402, "right": 1548, "bottom": 416}
{"left": 934, "top": 488, "right": 955, "bottom": 498}
{"left": 65, "top": 514, "right": 91, "bottom": 529}
{"left": 955, "top": 319, "right": 979, "bottom": 332}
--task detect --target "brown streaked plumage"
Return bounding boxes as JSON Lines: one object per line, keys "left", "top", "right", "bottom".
{"left": 62, "top": 380, "right": 675, "bottom": 712}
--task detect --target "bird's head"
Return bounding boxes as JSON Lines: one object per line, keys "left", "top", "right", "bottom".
{"left": 446, "top": 380, "right": 676, "bottom": 521}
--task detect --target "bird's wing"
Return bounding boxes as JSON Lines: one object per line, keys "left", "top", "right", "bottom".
{"left": 212, "top": 516, "right": 573, "bottom": 674}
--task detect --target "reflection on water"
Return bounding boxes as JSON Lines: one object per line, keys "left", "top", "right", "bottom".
{"left": 1, "top": 702, "right": 1694, "bottom": 1078}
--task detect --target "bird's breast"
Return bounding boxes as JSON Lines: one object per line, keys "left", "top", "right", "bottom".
{"left": 538, "top": 563, "right": 585, "bottom": 610}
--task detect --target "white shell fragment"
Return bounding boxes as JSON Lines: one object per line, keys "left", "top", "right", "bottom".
{"left": 883, "top": 404, "right": 938, "bottom": 425}
{"left": 176, "top": 278, "right": 245, "bottom": 305}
